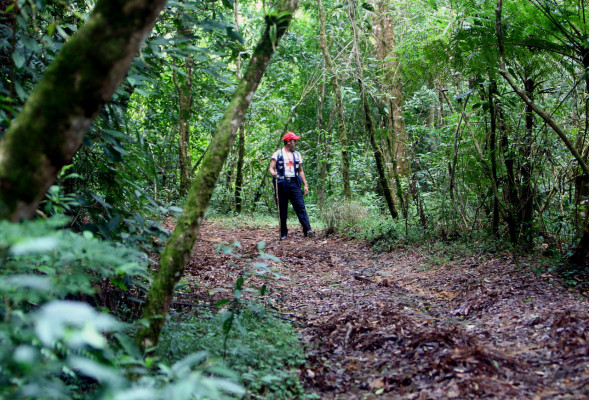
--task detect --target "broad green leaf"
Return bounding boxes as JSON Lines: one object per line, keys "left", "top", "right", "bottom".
{"left": 226, "top": 26, "right": 244, "bottom": 44}
{"left": 21, "top": 36, "right": 40, "bottom": 52}
{"left": 15, "top": 81, "right": 26, "bottom": 101}
{"left": 0, "top": 275, "right": 52, "bottom": 291}
{"left": 216, "top": 298, "right": 231, "bottom": 307}
{"left": 259, "top": 252, "right": 280, "bottom": 262}
{"left": 198, "top": 19, "right": 225, "bottom": 32}
{"left": 9, "top": 237, "right": 59, "bottom": 255}
{"left": 13, "top": 345, "right": 39, "bottom": 364}
{"left": 252, "top": 262, "right": 270, "bottom": 272}
{"left": 170, "top": 351, "right": 208, "bottom": 376}
{"left": 12, "top": 52, "right": 25, "bottom": 69}
{"left": 69, "top": 357, "right": 124, "bottom": 386}
{"left": 204, "top": 377, "right": 245, "bottom": 395}
{"left": 361, "top": 2, "right": 374, "bottom": 11}
{"left": 455, "top": 90, "right": 472, "bottom": 101}
{"left": 112, "top": 388, "right": 157, "bottom": 400}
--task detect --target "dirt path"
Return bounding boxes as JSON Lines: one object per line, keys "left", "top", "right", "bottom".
{"left": 180, "top": 221, "right": 589, "bottom": 399}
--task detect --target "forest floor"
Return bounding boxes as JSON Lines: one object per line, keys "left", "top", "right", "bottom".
{"left": 176, "top": 219, "right": 589, "bottom": 399}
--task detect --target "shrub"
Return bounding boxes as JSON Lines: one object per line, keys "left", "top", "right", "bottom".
{"left": 0, "top": 216, "right": 243, "bottom": 400}
{"left": 157, "top": 308, "right": 305, "bottom": 399}
{"left": 320, "top": 199, "right": 369, "bottom": 234}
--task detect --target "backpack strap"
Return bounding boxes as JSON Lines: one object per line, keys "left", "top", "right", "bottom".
{"left": 276, "top": 148, "right": 285, "bottom": 178}
{"left": 293, "top": 150, "right": 301, "bottom": 175}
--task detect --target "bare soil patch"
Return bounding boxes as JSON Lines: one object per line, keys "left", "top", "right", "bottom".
{"left": 177, "top": 220, "right": 589, "bottom": 399}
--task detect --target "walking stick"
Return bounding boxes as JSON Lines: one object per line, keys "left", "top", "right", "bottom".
{"left": 274, "top": 177, "right": 282, "bottom": 239}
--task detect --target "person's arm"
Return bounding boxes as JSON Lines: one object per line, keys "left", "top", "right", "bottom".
{"left": 299, "top": 164, "right": 309, "bottom": 195}
{"left": 269, "top": 158, "right": 278, "bottom": 177}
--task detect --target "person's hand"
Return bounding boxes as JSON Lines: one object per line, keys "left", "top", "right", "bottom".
{"left": 303, "top": 186, "right": 309, "bottom": 196}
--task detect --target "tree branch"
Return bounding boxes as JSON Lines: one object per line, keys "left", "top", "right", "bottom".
{"left": 497, "top": 0, "right": 589, "bottom": 176}
{"left": 135, "top": 0, "right": 299, "bottom": 351}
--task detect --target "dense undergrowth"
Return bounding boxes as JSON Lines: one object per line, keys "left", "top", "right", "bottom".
{"left": 209, "top": 199, "right": 573, "bottom": 277}
{"left": 1, "top": 199, "right": 585, "bottom": 400}
{"left": 0, "top": 215, "right": 308, "bottom": 400}
{"left": 314, "top": 199, "right": 589, "bottom": 293}
{"left": 158, "top": 309, "right": 305, "bottom": 399}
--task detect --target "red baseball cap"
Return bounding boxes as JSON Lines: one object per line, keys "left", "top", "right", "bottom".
{"left": 283, "top": 132, "right": 301, "bottom": 141}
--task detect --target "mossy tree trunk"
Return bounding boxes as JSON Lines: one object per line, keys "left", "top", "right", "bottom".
{"left": 0, "top": 0, "right": 167, "bottom": 221}
{"left": 519, "top": 75, "right": 536, "bottom": 246}
{"left": 173, "top": 50, "right": 194, "bottom": 197}
{"left": 233, "top": 0, "right": 246, "bottom": 214}
{"left": 234, "top": 125, "right": 245, "bottom": 213}
{"left": 317, "top": 0, "right": 351, "bottom": 199}
{"left": 135, "top": 0, "right": 298, "bottom": 351}
{"left": 371, "top": 0, "right": 407, "bottom": 213}
{"left": 348, "top": 0, "right": 397, "bottom": 219}
{"left": 316, "top": 69, "right": 332, "bottom": 209}
{"left": 487, "top": 78, "right": 500, "bottom": 237}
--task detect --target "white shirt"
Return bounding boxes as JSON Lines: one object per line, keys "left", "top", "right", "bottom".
{"left": 272, "top": 148, "right": 303, "bottom": 178}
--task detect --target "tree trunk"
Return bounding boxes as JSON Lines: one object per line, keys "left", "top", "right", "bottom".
{"left": 570, "top": 47, "right": 589, "bottom": 264}
{"left": 571, "top": 174, "right": 589, "bottom": 266}
{"left": 6, "top": 1, "right": 18, "bottom": 114}
{"left": 135, "top": 0, "right": 298, "bottom": 350}
{"left": 317, "top": 0, "right": 351, "bottom": 198}
{"left": 348, "top": 0, "right": 397, "bottom": 219}
{"left": 497, "top": 0, "right": 587, "bottom": 249}
{"left": 499, "top": 106, "right": 520, "bottom": 243}
{"left": 519, "top": 76, "right": 535, "bottom": 246}
{"left": 316, "top": 68, "right": 328, "bottom": 209}
{"left": 488, "top": 78, "right": 499, "bottom": 237}
{"left": 370, "top": 0, "right": 408, "bottom": 211}
{"left": 234, "top": 125, "right": 245, "bottom": 213}
{"left": 0, "top": 0, "right": 168, "bottom": 221}
{"left": 317, "top": 106, "right": 337, "bottom": 209}
{"left": 440, "top": 88, "right": 461, "bottom": 211}
{"left": 234, "top": 0, "right": 245, "bottom": 214}
{"left": 173, "top": 51, "right": 194, "bottom": 197}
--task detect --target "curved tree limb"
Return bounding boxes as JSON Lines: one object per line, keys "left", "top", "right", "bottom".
{"left": 0, "top": 0, "right": 168, "bottom": 221}
{"left": 496, "top": 0, "right": 589, "bottom": 176}
{"left": 135, "top": 0, "right": 298, "bottom": 351}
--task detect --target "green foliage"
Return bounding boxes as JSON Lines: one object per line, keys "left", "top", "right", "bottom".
{"left": 158, "top": 240, "right": 304, "bottom": 399}
{"left": 320, "top": 198, "right": 369, "bottom": 234}
{"left": 41, "top": 165, "right": 81, "bottom": 216}
{"left": 0, "top": 0, "right": 81, "bottom": 124}
{"left": 158, "top": 308, "right": 305, "bottom": 399}
{"left": 0, "top": 216, "right": 148, "bottom": 304}
{"left": 0, "top": 217, "right": 244, "bottom": 400}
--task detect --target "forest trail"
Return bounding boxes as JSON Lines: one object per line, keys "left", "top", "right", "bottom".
{"left": 178, "top": 220, "right": 589, "bottom": 399}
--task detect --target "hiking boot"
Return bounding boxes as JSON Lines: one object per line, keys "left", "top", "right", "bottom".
{"left": 280, "top": 234, "right": 288, "bottom": 240}
{"left": 305, "top": 229, "right": 315, "bottom": 238}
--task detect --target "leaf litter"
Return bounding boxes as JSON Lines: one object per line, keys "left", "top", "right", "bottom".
{"left": 175, "top": 221, "right": 589, "bottom": 399}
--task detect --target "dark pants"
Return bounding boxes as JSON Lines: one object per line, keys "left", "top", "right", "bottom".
{"left": 274, "top": 177, "right": 311, "bottom": 237}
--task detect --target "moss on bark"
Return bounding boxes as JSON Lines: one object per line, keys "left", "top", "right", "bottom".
{"left": 0, "top": 0, "right": 167, "bottom": 221}
{"left": 348, "top": 0, "right": 397, "bottom": 219}
{"left": 317, "top": 0, "right": 351, "bottom": 199}
{"left": 135, "top": 0, "right": 298, "bottom": 351}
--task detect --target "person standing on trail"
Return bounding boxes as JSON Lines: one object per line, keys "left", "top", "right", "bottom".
{"left": 269, "top": 132, "right": 315, "bottom": 240}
